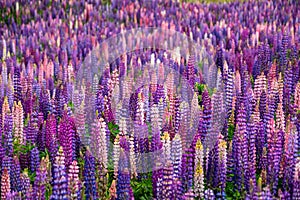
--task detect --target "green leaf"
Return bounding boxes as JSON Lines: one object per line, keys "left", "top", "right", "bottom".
{"left": 228, "top": 124, "right": 235, "bottom": 141}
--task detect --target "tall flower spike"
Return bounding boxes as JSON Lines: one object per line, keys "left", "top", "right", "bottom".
{"left": 194, "top": 139, "right": 204, "bottom": 199}
{"left": 171, "top": 134, "right": 182, "bottom": 180}
{"left": 34, "top": 157, "right": 48, "bottom": 200}
{"left": 50, "top": 147, "right": 68, "bottom": 200}
{"left": 68, "top": 160, "right": 81, "bottom": 200}
{"left": 1, "top": 168, "right": 11, "bottom": 200}
{"left": 58, "top": 113, "right": 76, "bottom": 166}
{"left": 162, "top": 132, "right": 171, "bottom": 165}
{"left": 20, "top": 172, "right": 30, "bottom": 198}
{"left": 254, "top": 72, "right": 267, "bottom": 101}
{"left": 295, "top": 82, "right": 300, "bottom": 111}
{"left": 218, "top": 136, "right": 227, "bottom": 198}
{"left": 91, "top": 117, "right": 108, "bottom": 169}
{"left": 113, "top": 135, "right": 120, "bottom": 179}
{"left": 162, "top": 161, "right": 174, "bottom": 199}
{"left": 116, "top": 149, "right": 133, "bottom": 200}
{"left": 13, "top": 67, "right": 22, "bottom": 103}
{"left": 30, "top": 147, "right": 40, "bottom": 173}
{"left": 3, "top": 112, "right": 13, "bottom": 156}
{"left": 202, "top": 90, "right": 212, "bottom": 147}
{"left": 84, "top": 150, "right": 97, "bottom": 200}
{"left": 11, "top": 156, "right": 21, "bottom": 193}
{"left": 12, "top": 101, "right": 24, "bottom": 144}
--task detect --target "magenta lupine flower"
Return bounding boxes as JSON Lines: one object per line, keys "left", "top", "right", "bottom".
{"left": 58, "top": 112, "right": 76, "bottom": 166}
{"left": 46, "top": 114, "right": 58, "bottom": 162}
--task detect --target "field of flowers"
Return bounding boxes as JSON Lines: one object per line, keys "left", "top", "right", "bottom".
{"left": 0, "top": 0, "right": 299, "bottom": 199}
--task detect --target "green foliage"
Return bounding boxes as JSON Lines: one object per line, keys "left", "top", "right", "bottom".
{"left": 227, "top": 124, "right": 235, "bottom": 141}
{"left": 225, "top": 181, "right": 243, "bottom": 199}
{"left": 45, "top": 182, "right": 52, "bottom": 200}
{"left": 23, "top": 168, "right": 36, "bottom": 184}
{"left": 40, "top": 149, "right": 49, "bottom": 159}
{"left": 250, "top": 75, "right": 254, "bottom": 88}
{"left": 195, "top": 83, "right": 205, "bottom": 94}
{"left": 131, "top": 176, "right": 153, "bottom": 200}
{"left": 13, "top": 140, "right": 35, "bottom": 156}
{"left": 108, "top": 121, "right": 120, "bottom": 143}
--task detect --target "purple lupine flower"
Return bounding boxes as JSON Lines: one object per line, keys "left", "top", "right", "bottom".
{"left": 20, "top": 172, "right": 30, "bottom": 198}
{"left": 116, "top": 148, "right": 133, "bottom": 200}
{"left": 50, "top": 146, "right": 68, "bottom": 200}
{"left": 204, "top": 189, "right": 215, "bottom": 200}
{"left": 26, "top": 115, "right": 38, "bottom": 145}
{"left": 247, "top": 116, "right": 256, "bottom": 191}
{"left": 39, "top": 88, "right": 51, "bottom": 120}
{"left": 3, "top": 112, "right": 13, "bottom": 156}
{"left": 30, "top": 147, "right": 40, "bottom": 173}
{"left": 218, "top": 136, "right": 227, "bottom": 198}
{"left": 225, "top": 66, "right": 234, "bottom": 119}
{"left": 232, "top": 103, "right": 248, "bottom": 191}
{"left": 11, "top": 156, "right": 21, "bottom": 193}
{"left": 282, "top": 121, "right": 298, "bottom": 194}
{"left": 187, "top": 55, "right": 195, "bottom": 87}
{"left": 34, "top": 158, "right": 48, "bottom": 200}
{"left": 202, "top": 89, "right": 212, "bottom": 143}
{"left": 171, "top": 134, "right": 182, "bottom": 181}
{"left": 84, "top": 150, "right": 97, "bottom": 200}
{"left": 151, "top": 129, "right": 163, "bottom": 199}
{"left": 266, "top": 118, "right": 282, "bottom": 194}
{"left": 13, "top": 67, "right": 22, "bottom": 103}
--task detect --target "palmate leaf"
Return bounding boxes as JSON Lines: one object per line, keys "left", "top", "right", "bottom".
{"left": 131, "top": 176, "right": 153, "bottom": 200}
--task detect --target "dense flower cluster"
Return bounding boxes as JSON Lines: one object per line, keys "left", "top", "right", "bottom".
{"left": 0, "top": 0, "right": 299, "bottom": 199}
